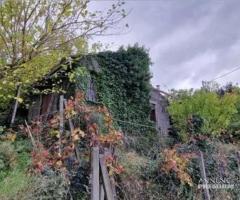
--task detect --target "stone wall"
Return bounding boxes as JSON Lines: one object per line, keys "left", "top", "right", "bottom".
{"left": 150, "top": 87, "right": 170, "bottom": 135}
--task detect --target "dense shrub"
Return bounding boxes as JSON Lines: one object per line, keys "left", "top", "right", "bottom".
{"left": 168, "top": 89, "right": 238, "bottom": 140}
{"left": 0, "top": 139, "right": 32, "bottom": 200}
{"left": 93, "top": 45, "right": 153, "bottom": 134}
{"left": 0, "top": 142, "right": 17, "bottom": 181}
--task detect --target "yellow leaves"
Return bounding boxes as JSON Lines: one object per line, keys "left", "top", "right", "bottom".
{"left": 97, "top": 131, "right": 123, "bottom": 145}
{"left": 65, "top": 99, "right": 77, "bottom": 119}
{"left": 104, "top": 155, "right": 125, "bottom": 176}
{"left": 104, "top": 114, "right": 113, "bottom": 127}
{"left": 71, "top": 128, "right": 85, "bottom": 142}
{"left": 14, "top": 97, "right": 23, "bottom": 103}
{"left": 0, "top": 133, "right": 16, "bottom": 142}
{"left": 49, "top": 130, "right": 60, "bottom": 138}
{"left": 55, "top": 160, "right": 63, "bottom": 168}
{"left": 161, "top": 148, "right": 193, "bottom": 186}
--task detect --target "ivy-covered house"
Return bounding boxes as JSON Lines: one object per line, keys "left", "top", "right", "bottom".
{"left": 26, "top": 46, "right": 170, "bottom": 135}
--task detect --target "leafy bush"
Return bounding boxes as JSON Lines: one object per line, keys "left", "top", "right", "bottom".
{"left": 0, "top": 169, "right": 32, "bottom": 200}
{"left": 168, "top": 89, "right": 238, "bottom": 140}
{"left": 93, "top": 45, "right": 152, "bottom": 134}
{"left": 22, "top": 172, "right": 70, "bottom": 200}
{"left": 0, "top": 142, "right": 17, "bottom": 180}
{"left": 0, "top": 139, "right": 32, "bottom": 200}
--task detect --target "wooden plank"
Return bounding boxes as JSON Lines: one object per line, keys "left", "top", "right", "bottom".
{"left": 100, "top": 154, "right": 114, "bottom": 200}
{"left": 199, "top": 151, "right": 211, "bottom": 200}
{"left": 43, "top": 94, "right": 54, "bottom": 122}
{"left": 10, "top": 85, "right": 21, "bottom": 126}
{"left": 28, "top": 95, "right": 42, "bottom": 122}
{"left": 104, "top": 148, "right": 117, "bottom": 200}
{"left": 110, "top": 176, "right": 117, "bottom": 200}
{"left": 59, "top": 95, "right": 64, "bottom": 154}
{"left": 100, "top": 184, "right": 105, "bottom": 200}
{"left": 25, "top": 120, "right": 37, "bottom": 149}
{"left": 91, "top": 147, "right": 100, "bottom": 200}
{"left": 64, "top": 99, "right": 80, "bottom": 161}
{"left": 237, "top": 151, "right": 240, "bottom": 175}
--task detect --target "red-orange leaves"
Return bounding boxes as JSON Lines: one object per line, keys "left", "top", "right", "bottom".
{"left": 97, "top": 131, "right": 123, "bottom": 145}
{"left": 161, "top": 148, "right": 193, "bottom": 186}
{"left": 104, "top": 155, "right": 124, "bottom": 176}
{"left": 27, "top": 89, "right": 124, "bottom": 175}
{"left": 71, "top": 128, "right": 85, "bottom": 142}
{"left": 31, "top": 144, "right": 50, "bottom": 173}
{"left": 65, "top": 99, "right": 76, "bottom": 119}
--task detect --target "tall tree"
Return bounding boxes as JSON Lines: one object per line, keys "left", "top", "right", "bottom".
{"left": 0, "top": 0, "right": 126, "bottom": 69}
{"left": 0, "top": 0, "right": 126, "bottom": 108}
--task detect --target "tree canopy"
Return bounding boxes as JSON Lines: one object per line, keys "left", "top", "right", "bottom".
{"left": 0, "top": 0, "right": 127, "bottom": 109}
{"left": 168, "top": 87, "right": 238, "bottom": 140}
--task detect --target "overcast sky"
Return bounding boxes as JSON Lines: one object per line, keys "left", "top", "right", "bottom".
{"left": 90, "top": 0, "right": 240, "bottom": 90}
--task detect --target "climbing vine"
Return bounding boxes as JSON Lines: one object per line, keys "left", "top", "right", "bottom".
{"left": 92, "top": 45, "right": 153, "bottom": 133}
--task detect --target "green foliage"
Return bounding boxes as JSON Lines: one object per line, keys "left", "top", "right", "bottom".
{"left": 0, "top": 169, "right": 33, "bottom": 200}
{"left": 168, "top": 89, "right": 238, "bottom": 140}
{"left": 227, "top": 87, "right": 240, "bottom": 140}
{"left": 0, "top": 139, "right": 32, "bottom": 200}
{"left": 18, "top": 172, "right": 70, "bottom": 200}
{"left": 0, "top": 142, "right": 17, "bottom": 180}
{"left": 93, "top": 45, "right": 153, "bottom": 134}
{"left": 69, "top": 65, "right": 91, "bottom": 92}
{"left": 0, "top": 0, "right": 127, "bottom": 111}
{"left": 0, "top": 52, "right": 68, "bottom": 109}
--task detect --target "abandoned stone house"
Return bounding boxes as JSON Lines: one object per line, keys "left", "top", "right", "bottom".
{"left": 150, "top": 86, "right": 170, "bottom": 135}
{"left": 27, "top": 54, "right": 170, "bottom": 135}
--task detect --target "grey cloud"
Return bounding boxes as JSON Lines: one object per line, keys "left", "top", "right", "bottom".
{"left": 90, "top": 0, "right": 240, "bottom": 89}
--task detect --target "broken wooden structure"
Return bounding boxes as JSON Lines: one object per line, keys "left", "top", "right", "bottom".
{"left": 91, "top": 146, "right": 117, "bottom": 200}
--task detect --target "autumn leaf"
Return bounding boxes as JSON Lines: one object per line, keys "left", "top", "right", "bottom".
{"left": 14, "top": 97, "right": 23, "bottom": 103}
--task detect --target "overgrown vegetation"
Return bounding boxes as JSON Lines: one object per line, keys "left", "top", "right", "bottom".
{"left": 168, "top": 84, "right": 240, "bottom": 141}
{"left": 0, "top": 0, "right": 127, "bottom": 109}
{"left": 0, "top": 1, "right": 239, "bottom": 198}
{"left": 93, "top": 45, "right": 153, "bottom": 133}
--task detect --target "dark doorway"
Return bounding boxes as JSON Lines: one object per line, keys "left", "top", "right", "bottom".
{"left": 150, "top": 104, "right": 156, "bottom": 122}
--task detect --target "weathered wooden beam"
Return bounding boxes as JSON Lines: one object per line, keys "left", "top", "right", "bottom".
{"left": 10, "top": 84, "right": 21, "bottom": 126}
{"left": 63, "top": 99, "right": 80, "bottom": 161}
{"left": 110, "top": 175, "right": 117, "bottom": 200}
{"left": 199, "top": 151, "right": 211, "bottom": 200}
{"left": 59, "top": 95, "right": 64, "bottom": 154}
{"left": 91, "top": 147, "right": 100, "bottom": 200}
{"left": 100, "top": 184, "right": 105, "bottom": 200}
{"left": 237, "top": 151, "right": 240, "bottom": 175}
{"left": 100, "top": 154, "right": 114, "bottom": 200}
{"left": 25, "top": 120, "right": 37, "bottom": 149}
{"left": 43, "top": 94, "right": 54, "bottom": 122}
{"left": 104, "top": 148, "right": 117, "bottom": 200}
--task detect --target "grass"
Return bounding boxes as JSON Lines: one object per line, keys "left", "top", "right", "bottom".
{"left": 0, "top": 169, "right": 32, "bottom": 200}
{"left": 0, "top": 139, "right": 32, "bottom": 200}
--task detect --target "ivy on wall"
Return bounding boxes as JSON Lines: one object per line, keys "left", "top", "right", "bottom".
{"left": 1, "top": 45, "right": 155, "bottom": 141}
{"left": 92, "top": 45, "right": 153, "bottom": 133}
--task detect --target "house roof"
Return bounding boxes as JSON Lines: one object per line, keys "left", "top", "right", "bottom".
{"left": 46, "top": 54, "right": 100, "bottom": 79}
{"left": 33, "top": 54, "right": 101, "bottom": 88}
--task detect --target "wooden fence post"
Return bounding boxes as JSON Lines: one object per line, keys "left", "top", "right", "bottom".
{"left": 199, "top": 151, "right": 211, "bottom": 200}
{"left": 237, "top": 151, "right": 240, "bottom": 175}
{"left": 10, "top": 84, "right": 21, "bottom": 126}
{"left": 43, "top": 94, "right": 54, "bottom": 122}
{"left": 59, "top": 95, "right": 64, "bottom": 154}
{"left": 100, "top": 184, "right": 105, "bottom": 200}
{"left": 100, "top": 153, "right": 114, "bottom": 200}
{"left": 25, "top": 120, "right": 37, "bottom": 149}
{"left": 63, "top": 99, "right": 80, "bottom": 161}
{"left": 91, "top": 146, "right": 100, "bottom": 200}
{"left": 104, "top": 148, "right": 117, "bottom": 200}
